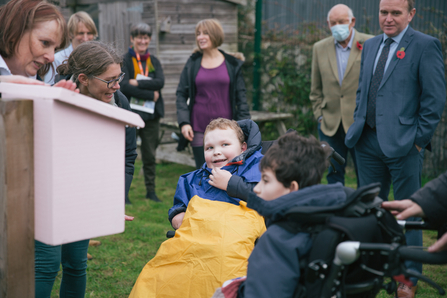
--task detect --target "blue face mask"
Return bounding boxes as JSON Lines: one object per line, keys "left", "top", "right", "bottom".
{"left": 330, "top": 24, "right": 351, "bottom": 42}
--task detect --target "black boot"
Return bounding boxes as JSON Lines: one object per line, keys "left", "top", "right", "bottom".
{"left": 125, "top": 196, "right": 132, "bottom": 205}
{"left": 146, "top": 191, "right": 161, "bottom": 202}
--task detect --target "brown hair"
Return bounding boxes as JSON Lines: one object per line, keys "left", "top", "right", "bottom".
{"left": 406, "top": 0, "right": 415, "bottom": 11}
{"left": 380, "top": 0, "right": 415, "bottom": 12}
{"left": 67, "top": 11, "right": 98, "bottom": 40}
{"left": 57, "top": 41, "right": 122, "bottom": 87}
{"left": 195, "top": 19, "right": 224, "bottom": 50}
{"left": 204, "top": 118, "right": 245, "bottom": 145}
{"left": 0, "top": 0, "right": 68, "bottom": 59}
{"left": 260, "top": 132, "right": 328, "bottom": 189}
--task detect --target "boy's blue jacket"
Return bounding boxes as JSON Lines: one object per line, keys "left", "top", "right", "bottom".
{"left": 168, "top": 119, "right": 263, "bottom": 223}
{"left": 241, "top": 183, "right": 347, "bottom": 298}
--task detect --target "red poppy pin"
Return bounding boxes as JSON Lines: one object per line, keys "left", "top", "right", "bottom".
{"left": 356, "top": 41, "right": 363, "bottom": 50}
{"left": 396, "top": 47, "right": 406, "bottom": 59}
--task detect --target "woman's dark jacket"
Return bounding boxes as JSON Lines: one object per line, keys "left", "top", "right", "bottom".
{"left": 410, "top": 170, "right": 447, "bottom": 227}
{"left": 120, "top": 52, "right": 164, "bottom": 121}
{"left": 176, "top": 49, "right": 250, "bottom": 128}
{"left": 114, "top": 90, "right": 138, "bottom": 198}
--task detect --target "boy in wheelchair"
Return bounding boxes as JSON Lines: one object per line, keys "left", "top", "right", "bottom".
{"left": 229, "top": 131, "right": 347, "bottom": 298}
{"left": 129, "top": 118, "right": 266, "bottom": 298}
{"left": 215, "top": 132, "right": 447, "bottom": 298}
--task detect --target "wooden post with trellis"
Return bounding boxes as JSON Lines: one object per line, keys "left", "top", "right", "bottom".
{"left": 0, "top": 99, "right": 35, "bottom": 297}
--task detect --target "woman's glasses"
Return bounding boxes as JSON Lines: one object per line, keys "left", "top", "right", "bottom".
{"left": 92, "top": 72, "right": 125, "bottom": 88}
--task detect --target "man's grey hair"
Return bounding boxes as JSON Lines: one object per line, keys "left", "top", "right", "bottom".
{"left": 327, "top": 5, "right": 354, "bottom": 22}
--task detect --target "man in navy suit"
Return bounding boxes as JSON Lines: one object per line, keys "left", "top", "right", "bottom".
{"left": 345, "top": 0, "right": 446, "bottom": 297}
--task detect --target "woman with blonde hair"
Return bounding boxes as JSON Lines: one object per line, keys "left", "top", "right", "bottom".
{"left": 44, "top": 11, "right": 98, "bottom": 84}
{"left": 176, "top": 18, "right": 250, "bottom": 169}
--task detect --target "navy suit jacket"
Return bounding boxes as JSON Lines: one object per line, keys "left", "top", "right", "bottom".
{"left": 345, "top": 27, "right": 446, "bottom": 158}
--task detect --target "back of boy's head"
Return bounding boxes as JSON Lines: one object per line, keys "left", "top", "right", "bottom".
{"left": 204, "top": 118, "right": 245, "bottom": 144}
{"left": 260, "top": 132, "right": 328, "bottom": 189}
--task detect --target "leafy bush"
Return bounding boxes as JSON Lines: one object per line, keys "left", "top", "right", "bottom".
{"left": 238, "top": 2, "right": 327, "bottom": 140}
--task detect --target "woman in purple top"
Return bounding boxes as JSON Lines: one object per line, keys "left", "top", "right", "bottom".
{"left": 176, "top": 19, "right": 251, "bottom": 169}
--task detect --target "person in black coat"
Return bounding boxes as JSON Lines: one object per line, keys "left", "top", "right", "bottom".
{"left": 121, "top": 23, "right": 164, "bottom": 202}
{"left": 382, "top": 171, "right": 447, "bottom": 252}
{"left": 176, "top": 18, "right": 250, "bottom": 169}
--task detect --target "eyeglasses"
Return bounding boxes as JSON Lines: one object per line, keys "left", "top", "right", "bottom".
{"left": 92, "top": 72, "right": 125, "bottom": 88}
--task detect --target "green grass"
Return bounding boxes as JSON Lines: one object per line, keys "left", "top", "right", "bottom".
{"left": 49, "top": 161, "right": 446, "bottom": 297}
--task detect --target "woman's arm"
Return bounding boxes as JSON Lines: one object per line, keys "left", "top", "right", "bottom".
{"left": 234, "top": 68, "right": 250, "bottom": 120}
{"left": 120, "top": 56, "right": 155, "bottom": 100}
{"left": 0, "top": 75, "right": 46, "bottom": 85}
{"left": 136, "top": 56, "right": 165, "bottom": 91}
{"left": 176, "top": 61, "right": 192, "bottom": 127}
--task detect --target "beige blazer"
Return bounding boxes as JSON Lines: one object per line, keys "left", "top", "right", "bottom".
{"left": 310, "top": 29, "right": 374, "bottom": 136}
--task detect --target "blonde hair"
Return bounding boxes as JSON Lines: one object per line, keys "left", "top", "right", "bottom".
{"left": 204, "top": 118, "right": 245, "bottom": 145}
{"left": 67, "top": 11, "right": 98, "bottom": 40}
{"left": 195, "top": 19, "right": 224, "bottom": 50}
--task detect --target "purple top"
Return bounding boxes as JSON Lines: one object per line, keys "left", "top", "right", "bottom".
{"left": 191, "top": 60, "right": 232, "bottom": 132}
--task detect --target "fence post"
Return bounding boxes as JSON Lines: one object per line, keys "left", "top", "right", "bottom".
{"left": 252, "top": 0, "right": 262, "bottom": 111}
{"left": 0, "top": 99, "right": 35, "bottom": 298}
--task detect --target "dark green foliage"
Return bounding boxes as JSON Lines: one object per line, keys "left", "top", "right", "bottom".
{"left": 238, "top": 2, "right": 327, "bottom": 139}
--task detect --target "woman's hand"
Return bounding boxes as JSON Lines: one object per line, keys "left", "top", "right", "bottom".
{"left": 154, "top": 90, "right": 159, "bottom": 102}
{"left": 129, "top": 79, "right": 138, "bottom": 86}
{"left": 125, "top": 215, "right": 134, "bottom": 221}
{"left": 209, "top": 168, "right": 231, "bottom": 191}
{"left": 0, "top": 75, "right": 46, "bottom": 85}
{"left": 381, "top": 199, "right": 425, "bottom": 220}
{"left": 181, "top": 124, "right": 194, "bottom": 142}
{"left": 172, "top": 212, "right": 185, "bottom": 230}
{"left": 53, "top": 79, "right": 79, "bottom": 93}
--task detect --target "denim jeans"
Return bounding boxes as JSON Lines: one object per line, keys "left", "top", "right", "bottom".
{"left": 35, "top": 239, "right": 89, "bottom": 298}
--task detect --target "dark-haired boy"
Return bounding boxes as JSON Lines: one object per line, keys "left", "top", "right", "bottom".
{"left": 239, "top": 132, "right": 348, "bottom": 298}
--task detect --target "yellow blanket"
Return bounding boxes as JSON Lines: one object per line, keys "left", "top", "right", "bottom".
{"left": 129, "top": 196, "right": 266, "bottom": 298}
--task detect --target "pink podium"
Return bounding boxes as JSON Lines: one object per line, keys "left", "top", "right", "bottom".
{"left": 0, "top": 83, "right": 144, "bottom": 245}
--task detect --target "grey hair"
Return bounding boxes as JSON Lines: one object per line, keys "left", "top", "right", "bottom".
{"left": 327, "top": 5, "right": 354, "bottom": 22}
{"left": 130, "top": 23, "right": 152, "bottom": 38}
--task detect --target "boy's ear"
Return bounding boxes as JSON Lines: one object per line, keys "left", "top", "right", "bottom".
{"left": 289, "top": 181, "right": 299, "bottom": 192}
{"left": 241, "top": 142, "right": 247, "bottom": 152}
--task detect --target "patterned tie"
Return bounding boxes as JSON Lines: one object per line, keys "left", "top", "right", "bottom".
{"left": 366, "top": 38, "right": 394, "bottom": 129}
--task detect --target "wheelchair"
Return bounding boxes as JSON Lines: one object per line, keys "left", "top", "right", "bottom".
{"left": 276, "top": 182, "right": 447, "bottom": 298}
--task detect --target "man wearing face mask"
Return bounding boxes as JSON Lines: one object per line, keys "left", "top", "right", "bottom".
{"left": 310, "top": 4, "right": 373, "bottom": 186}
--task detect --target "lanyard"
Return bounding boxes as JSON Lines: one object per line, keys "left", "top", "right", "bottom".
{"left": 135, "top": 52, "right": 148, "bottom": 77}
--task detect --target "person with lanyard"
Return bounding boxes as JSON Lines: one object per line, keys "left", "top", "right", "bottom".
{"left": 121, "top": 23, "right": 165, "bottom": 203}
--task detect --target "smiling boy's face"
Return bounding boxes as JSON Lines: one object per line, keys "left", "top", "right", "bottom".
{"left": 204, "top": 128, "right": 247, "bottom": 169}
